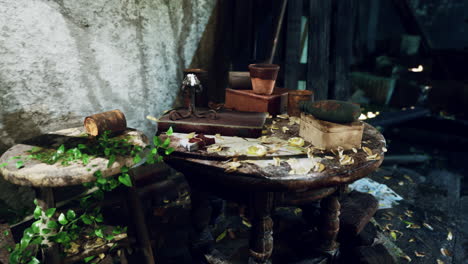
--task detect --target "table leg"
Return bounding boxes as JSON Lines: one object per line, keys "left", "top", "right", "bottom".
{"left": 248, "top": 192, "right": 274, "bottom": 264}
{"left": 190, "top": 188, "right": 214, "bottom": 254}
{"left": 318, "top": 192, "right": 341, "bottom": 255}
{"left": 34, "top": 187, "right": 60, "bottom": 264}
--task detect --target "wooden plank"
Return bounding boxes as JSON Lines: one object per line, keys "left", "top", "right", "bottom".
{"left": 330, "top": 0, "right": 355, "bottom": 100}
{"left": 367, "top": 0, "right": 380, "bottom": 54}
{"left": 307, "top": 0, "right": 332, "bottom": 100}
{"left": 284, "top": 0, "right": 302, "bottom": 90}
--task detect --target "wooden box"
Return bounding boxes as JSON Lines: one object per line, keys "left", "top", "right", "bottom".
{"left": 299, "top": 113, "right": 364, "bottom": 150}
{"left": 225, "top": 88, "right": 289, "bottom": 115}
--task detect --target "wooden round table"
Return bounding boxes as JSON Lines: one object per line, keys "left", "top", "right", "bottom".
{"left": 160, "top": 117, "right": 385, "bottom": 264}
{"left": 0, "top": 127, "right": 148, "bottom": 264}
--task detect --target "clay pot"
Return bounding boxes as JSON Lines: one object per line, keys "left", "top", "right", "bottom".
{"left": 248, "top": 64, "right": 280, "bottom": 95}
{"left": 288, "top": 90, "right": 314, "bottom": 116}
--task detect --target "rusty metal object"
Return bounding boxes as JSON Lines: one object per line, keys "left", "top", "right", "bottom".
{"left": 224, "top": 88, "right": 289, "bottom": 115}
{"left": 287, "top": 90, "right": 314, "bottom": 116}
{"left": 249, "top": 64, "right": 280, "bottom": 95}
{"left": 169, "top": 73, "right": 217, "bottom": 121}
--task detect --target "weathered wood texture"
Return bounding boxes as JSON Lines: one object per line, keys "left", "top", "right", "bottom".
{"left": 307, "top": 0, "right": 332, "bottom": 100}
{"left": 284, "top": 0, "right": 303, "bottom": 90}
{"left": 339, "top": 191, "right": 378, "bottom": 238}
{"left": 0, "top": 128, "right": 148, "bottom": 187}
{"left": 249, "top": 192, "right": 274, "bottom": 264}
{"left": 330, "top": 0, "right": 355, "bottom": 100}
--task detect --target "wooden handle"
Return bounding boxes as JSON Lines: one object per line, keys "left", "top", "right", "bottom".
{"left": 84, "top": 109, "right": 127, "bottom": 136}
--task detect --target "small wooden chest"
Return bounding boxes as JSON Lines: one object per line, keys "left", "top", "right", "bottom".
{"left": 225, "top": 88, "right": 289, "bottom": 115}
{"left": 299, "top": 113, "right": 364, "bottom": 150}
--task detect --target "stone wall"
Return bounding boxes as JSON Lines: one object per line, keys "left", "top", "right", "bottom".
{"left": 0, "top": 0, "right": 216, "bottom": 214}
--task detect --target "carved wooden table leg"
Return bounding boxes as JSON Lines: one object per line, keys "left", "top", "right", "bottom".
{"left": 34, "top": 187, "right": 60, "bottom": 264}
{"left": 190, "top": 188, "right": 214, "bottom": 254}
{"left": 249, "top": 192, "right": 274, "bottom": 264}
{"left": 318, "top": 192, "right": 341, "bottom": 256}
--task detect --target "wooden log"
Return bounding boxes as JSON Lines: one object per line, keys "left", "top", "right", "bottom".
{"left": 84, "top": 110, "right": 127, "bottom": 137}
{"left": 339, "top": 191, "right": 378, "bottom": 239}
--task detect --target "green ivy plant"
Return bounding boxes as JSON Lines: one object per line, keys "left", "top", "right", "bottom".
{"left": 3, "top": 127, "right": 174, "bottom": 264}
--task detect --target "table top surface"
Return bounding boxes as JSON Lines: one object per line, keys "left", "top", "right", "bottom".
{"left": 0, "top": 127, "right": 148, "bottom": 187}
{"left": 161, "top": 115, "right": 386, "bottom": 191}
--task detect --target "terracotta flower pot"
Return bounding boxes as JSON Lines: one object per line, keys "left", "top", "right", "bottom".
{"left": 248, "top": 64, "right": 280, "bottom": 95}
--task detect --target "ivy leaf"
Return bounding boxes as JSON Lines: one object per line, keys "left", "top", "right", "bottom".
{"left": 97, "top": 177, "right": 107, "bottom": 184}
{"left": 82, "top": 214, "right": 93, "bottom": 225}
{"left": 47, "top": 221, "right": 59, "bottom": 229}
{"left": 105, "top": 234, "right": 115, "bottom": 241}
{"left": 84, "top": 256, "right": 96, "bottom": 263}
{"left": 165, "top": 147, "right": 175, "bottom": 155}
{"left": 118, "top": 173, "right": 132, "bottom": 187}
{"left": 133, "top": 154, "right": 142, "bottom": 164}
{"left": 95, "top": 228, "right": 104, "bottom": 238}
{"left": 95, "top": 214, "right": 104, "bottom": 223}
{"left": 3, "top": 230, "right": 9, "bottom": 236}
{"left": 0, "top": 162, "right": 7, "bottom": 168}
{"left": 107, "top": 154, "right": 116, "bottom": 168}
{"left": 58, "top": 213, "right": 68, "bottom": 225}
{"left": 30, "top": 237, "right": 43, "bottom": 245}
{"left": 41, "top": 228, "right": 51, "bottom": 234}
{"left": 27, "top": 256, "right": 40, "bottom": 264}
{"left": 166, "top": 126, "right": 174, "bottom": 135}
{"left": 66, "top": 209, "right": 76, "bottom": 220}
{"left": 57, "top": 145, "right": 65, "bottom": 155}
{"left": 104, "top": 148, "right": 111, "bottom": 156}
{"left": 31, "top": 220, "right": 42, "bottom": 234}
{"left": 15, "top": 160, "right": 24, "bottom": 169}
{"left": 45, "top": 208, "right": 56, "bottom": 218}
{"left": 120, "top": 166, "right": 129, "bottom": 173}
{"left": 33, "top": 206, "right": 42, "bottom": 219}
{"left": 153, "top": 136, "right": 162, "bottom": 147}
{"left": 162, "top": 138, "right": 171, "bottom": 148}
{"left": 77, "top": 144, "right": 87, "bottom": 149}
{"left": 82, "top": 154, "right": 90, "bottom": 165}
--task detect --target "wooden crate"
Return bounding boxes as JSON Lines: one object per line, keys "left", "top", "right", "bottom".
{"left": 299, "top": 113, "right": 363, "bottom": 150}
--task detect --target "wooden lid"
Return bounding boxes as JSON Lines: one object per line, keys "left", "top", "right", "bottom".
{"left": 301, "top": 113, "right": 363, "bottom": 133}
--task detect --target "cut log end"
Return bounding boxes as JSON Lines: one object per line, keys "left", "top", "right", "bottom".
{"left": 84, "top": 109, "right": 127, "bottom": 137}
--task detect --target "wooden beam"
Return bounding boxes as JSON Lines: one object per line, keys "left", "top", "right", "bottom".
{"left": 330, "top": 0, "right": 355, "bottom": 100}
{"left": 284, "top": 0, "right": 303, "bottom": 90}
{"left": 307, "top": 0, "right": 332, "bottom": 100}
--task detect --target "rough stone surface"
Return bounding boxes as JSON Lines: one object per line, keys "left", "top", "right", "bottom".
{"left": 0, "top": 0, "right": 215, "bottom": 211}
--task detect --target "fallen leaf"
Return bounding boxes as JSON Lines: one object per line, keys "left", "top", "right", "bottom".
{"left": 404, "top": 210, "right": 414, "bottom": 218}
{"left": 352, "top": 147, "right": 358, "bottom": 153}
{"left": 207, "top": 144, "right": 223, "bottom": 153}
{"left": 406, "top": 223, "right": 421, "bottom": 229}
{"left": 99, "top": 253, "right": 106, "bottom": 259}
{"left": 215, "top": 134, "right": 223, "bottom": 139}
{"left": 337, "top": 146, "right": 344, "bottom": 157}
{"left": 447, "top": 231, "right": 453, "bottom": 241}
{"left": 414, "top": 251, "right": 425, "bottom": 257}
{"left": 437, "top": 259, "right": 445, "bottom": 264}
{"left": 288, "top": 137, "right": 305, "bottom": 147}
{"left": 408, "top": 238, "right": 416, "bottom": 242}
{"left": 242, "top": 218, "right": 252, "bottom": 228}
{"left": 339, "top": 155, "right": 354, "bottom": 165}
{"left": 186, "top": 132, "right": 196, "bottom": 139}
{"left": 404, "top": 174, "right": 414, "bottom": 183}
{"left": 362, "top": 146, "right": 373, "bottom": 156}
{"left": 277, "top": 114, "right": 289, "bottom": 119}
{"left": 262, "top": 130, "right": 268, "bottom": 135}
{"left": 382, "top": 146, "right": 388, "bottom": 152}
{"left": 384, "top": 176, "right": 392, "bottom": 180}
{"left": 225, "top": 162, "right": 242, "bottom": 173}
{"left": 325, "top": 156, "right": 335, "bottom": 160}
{"left": 306, "top": 148, "right": 315, "bottom": 158}
{"left": 246, "top": 145, "right": 267, "bottom": 156}
{"left": 216, "top": 230, "right": 227, "bottom": 242}
{"left": 289, "top": 116, "right": 301, "bottom": 125}
{"left": 401, "top": 255, "right": 412, "bottom": 262}
{"left": 313, "top": 162, "right": 325, "bottom": 172}
{"left": 366, "top": 154, "right": 381, "bottom": 161}
{"left": 294, "top": 208, "right": 302, "bottom": 215}
{"left": 440, "top": 248, "right": 452, "bottom": 257}
{"left": 282, "top": 126, "right": 290, "bottom": 133}
{"left": 266, "top": 114, "right": 273, "bottom": 119}
{"left": 273, "top": 157, "right": 281, "bottom": 166}
{"left": 423, "top": 223, "right": 434, "bottom": 231}
{"left": 390, "top": 231, "right": 398, "bottom": 240}
{"left": 398, "top": 181, "right": 405, "bottom": 186}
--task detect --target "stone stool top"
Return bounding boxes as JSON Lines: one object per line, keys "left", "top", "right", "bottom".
{"left": 0, "top": 127, "right": 148, "bottom": 187}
